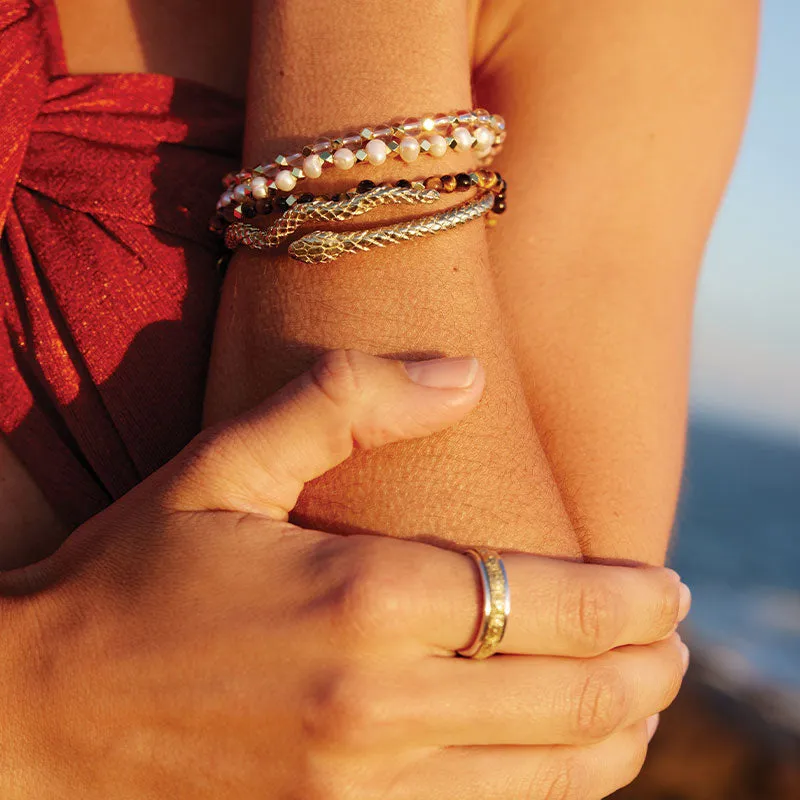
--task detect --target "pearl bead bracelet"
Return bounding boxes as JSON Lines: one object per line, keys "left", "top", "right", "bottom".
{"left": 210, "top": 170, "right": 507, "bottom": 230}
{"left": 216, "top": 109, "right": 506, "bottom": 213}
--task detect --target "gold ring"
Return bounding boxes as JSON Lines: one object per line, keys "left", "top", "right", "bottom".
{"left": 456, "top": 548, "right": 510, "bottom": 659}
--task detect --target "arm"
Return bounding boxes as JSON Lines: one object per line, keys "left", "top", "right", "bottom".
{"left": 204, "top": 0, "right": 582, "bottom": 557}
{"left": 475, "top": 0, "right": 759, "bottom": 563}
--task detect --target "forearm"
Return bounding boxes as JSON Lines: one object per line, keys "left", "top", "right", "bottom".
{"left": 474, "top": 0, "right": 759, "bottom": 564}
{"left": 203, "top": 0, "right": 580, "bottom": 557}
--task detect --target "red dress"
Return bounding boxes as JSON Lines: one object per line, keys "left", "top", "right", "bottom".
{"left": 0, "top": 0, "right": 243, "bottom": 528}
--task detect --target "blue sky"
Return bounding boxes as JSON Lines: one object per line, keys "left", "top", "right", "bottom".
{"left": 690, "top": 1, "right": 800, "bottom": 438}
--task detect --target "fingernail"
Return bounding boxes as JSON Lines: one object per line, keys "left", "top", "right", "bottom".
{"left": 678, "top": 583, "right": 692, "bottom": 623}
{"left": 646, "top": 713, "right": 660, "bottom": 742}
{"left": 404, "top": 357, "right": 479, "bottom": 389}
{"left": 677, "top": 635, "right": 690, "bottom": 674}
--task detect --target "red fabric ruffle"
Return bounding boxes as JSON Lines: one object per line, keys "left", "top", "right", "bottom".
{"left": 0, "top": 0, "right": 244, "bottom": 527}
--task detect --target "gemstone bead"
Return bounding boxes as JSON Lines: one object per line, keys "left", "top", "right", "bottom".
{"left": 396, "top": 179, "right": 412, "bottom": 189}
{"left": 440, "top": 175, "right": 457, "bottom": 192}
{"left": 455, "top": 173, "right": 472, "bottom": 191}
{"left": 357, "top": 179, "right": 376, "bottom": 193}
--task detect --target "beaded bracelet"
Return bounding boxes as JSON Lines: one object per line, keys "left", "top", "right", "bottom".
{"left": 217, "top": 108, "right": 506, "bottom": 212}
{"left": 211, "top": 169, "right": 507, "bottom": 229}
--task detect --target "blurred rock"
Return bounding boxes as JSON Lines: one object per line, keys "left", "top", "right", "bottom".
{"left": 614, "top": 663, "right": 800, "bottom": 800}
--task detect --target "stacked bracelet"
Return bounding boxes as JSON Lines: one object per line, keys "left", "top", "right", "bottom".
{"left": 215, "top": 109, "right": 510, "bottom": 264}
{"left": 225, "top": 171, "right": 507, "bottom": 263}
{"left": 216, "top": 108, "right": 506, "bottom": 214}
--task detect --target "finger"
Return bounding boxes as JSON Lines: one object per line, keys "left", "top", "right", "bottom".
{"left": 166, "top": 349, "right": 484, "bottom": 515}
{"left": 386, "top": 723, "right": 650, "bottom": 800}
{"left": 394, "top": 544, "right": 689, "bottom": 655}
{"left": 363, "top": 634, "right": 687, "bottom": 749}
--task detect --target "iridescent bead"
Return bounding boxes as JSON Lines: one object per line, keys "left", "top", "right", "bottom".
{"left": 398, "top": 137, "right": 421, "bottom": 163}
{"left": 452, "top": 126, "right": 474, "bottom": 152}
{"left": 373, "top": 124, "right": 393, "bottom": 139}
{"left": 473, "top": 127, "right": 495, "bottom": 150}
{"left": 232, "top": 184, "right": 248, "bottom": 202}
{"left": 274, "top": 170, "right": 297, "bottom": 192}
{"left": 251, "top": 176, "right": 269, "bottom": 199}
{"left": 402, "top": 118, "right": 422, "bottom": 136}
{"left": 457, "top": 110, "right": 476, "bottom": 126}
{"left": 333, "top": 148, "right": 356, "bottom": 170}
{"left": 365, "top": 139, "right": 388, "bottom": 165}
{"left": 303, "top": 154, "right": 324, "bottom": 179}
{"left": 312, "top": 138, "right": 332, "bottom": 153}
{"left": 427, "top": 134, "right": 448, "bottom": 158}
{"left": 433, "top": 114, "right": 451, "bottom": 131}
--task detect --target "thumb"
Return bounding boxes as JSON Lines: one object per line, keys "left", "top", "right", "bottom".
{"left": 166, "top": 349, "right": 485, "bottom": 517}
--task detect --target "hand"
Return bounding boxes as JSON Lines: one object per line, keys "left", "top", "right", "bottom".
{"left": 1, "top": 350, "right": 689, "bottom": 799}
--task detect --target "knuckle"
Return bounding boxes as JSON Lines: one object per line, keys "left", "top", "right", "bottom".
{"left": 558, "top": 582, "right": 622, "bottom": 655}
{"left": 572, "top": 666, "right": 630, "bottom": 741}
{"left": 302, "top": 669, "right": 381, "bottom": 751}
{"left": 657, "top": 575, "right": 682, "bottom": 634}
{"left": 529, "top": 756, "right": 585, "bottom": 800}
{"left": 321, "top": 537, "right": 402, "bottom": 646}
{"left": 310, "top": 349, "right": 367, "bottom": 410}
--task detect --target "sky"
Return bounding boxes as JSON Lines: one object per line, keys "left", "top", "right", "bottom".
{"left": 690, "top": 1, "right": 800, "bottom": 438}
